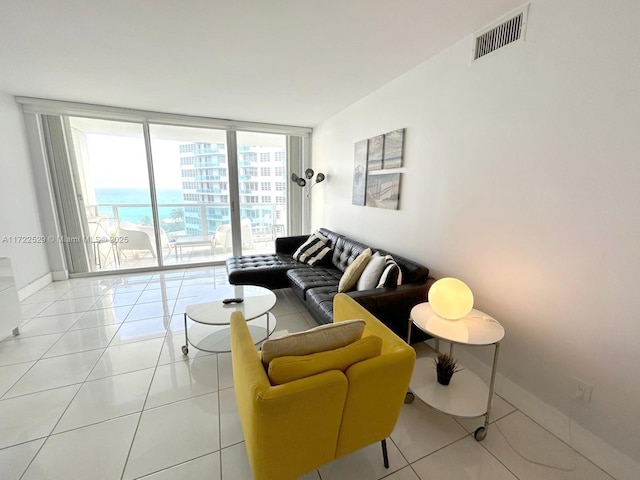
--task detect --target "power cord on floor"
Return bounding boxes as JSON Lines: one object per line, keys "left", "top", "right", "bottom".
{"left": 489, "top": 409, "right": 577, "bottom": 472}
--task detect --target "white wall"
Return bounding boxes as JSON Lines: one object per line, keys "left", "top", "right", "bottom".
{"left": 0, "top": 93, "right": 50, "bottom": 290}
{"left": 312, "top": 0, "right": 640, "bottom": 472}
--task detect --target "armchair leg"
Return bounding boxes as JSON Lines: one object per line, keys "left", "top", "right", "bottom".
{"left": 381, "top": 439, "right": 389, "bottom": 468}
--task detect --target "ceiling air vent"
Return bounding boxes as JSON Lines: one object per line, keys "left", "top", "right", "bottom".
{"left": 472, "top": 4, "right": 529, "bottom": 61}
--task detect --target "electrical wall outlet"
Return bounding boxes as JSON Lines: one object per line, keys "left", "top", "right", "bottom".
{"left": 573, "top": 376, "right": 593, "bottom": 403}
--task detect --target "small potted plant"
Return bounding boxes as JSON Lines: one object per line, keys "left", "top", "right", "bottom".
{"left": 434, "top": 353, "right": 461, "bottom": 386}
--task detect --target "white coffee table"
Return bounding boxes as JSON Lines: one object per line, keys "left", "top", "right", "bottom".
{"left": 182, "top": 285, "right": 277, "bottom": 355}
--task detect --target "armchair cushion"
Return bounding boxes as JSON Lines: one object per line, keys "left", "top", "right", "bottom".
{"left": 261, "top": 319, "right": 365, "bottom": 364}
{"left": 267, "top": 335, "right": 383, "bottom": 385}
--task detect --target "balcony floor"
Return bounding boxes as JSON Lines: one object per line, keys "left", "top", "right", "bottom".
{"left": 94, "top": 238, "right": 277, "bottom": 272}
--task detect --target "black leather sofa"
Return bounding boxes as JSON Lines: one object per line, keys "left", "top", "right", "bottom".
{"left": 226, "top": 228, "right": 434, "bottom": 342}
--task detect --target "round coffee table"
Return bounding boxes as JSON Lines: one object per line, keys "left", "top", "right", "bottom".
{"left": 182, "top": 285, "right": 277, "bottom": 355}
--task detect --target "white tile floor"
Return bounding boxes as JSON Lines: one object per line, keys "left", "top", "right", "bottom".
{"left": 0, "top": 267, "right": 615, "bottom": 479}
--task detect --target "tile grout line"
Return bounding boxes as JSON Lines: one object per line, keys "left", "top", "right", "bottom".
{"left": 18, "top": 381, "right": 84, "bottom": 480}
{"left": 473, "top": 410, "right": 522, "bottom": 480}
{"left": 118, "top": 276, "right": 176, "bottom": 480}
{"left": 217, "top": 352, "right": 224, "bottom": 480}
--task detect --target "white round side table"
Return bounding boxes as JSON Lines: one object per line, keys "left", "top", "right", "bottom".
{"left": 407, "top": 302, "right": 505, "bottom": 441}
{"left": 182, "top": 285, "right": 276, "bottom": 355}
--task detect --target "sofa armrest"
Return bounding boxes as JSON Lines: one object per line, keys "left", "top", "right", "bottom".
{"left": 346, "top": 279, "right": 436, "bottom": 342}
{"left": 275, "top": 235, "right": 309, "bottom": 254}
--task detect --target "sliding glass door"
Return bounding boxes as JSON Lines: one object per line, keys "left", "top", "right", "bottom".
{"left": 55, "top": 118, "right": 302, "bottom": 274}
{"left": 148, "top": 124, "right": 233, "bottom": 265}
{"left": 236, "top": 131, "right": 288, "bottom": 255}
{"left": 67, "top": 117, "right": 162, "bottom": 271}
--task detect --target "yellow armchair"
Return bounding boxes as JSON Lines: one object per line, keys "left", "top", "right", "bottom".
{"left": 230, "top": 293, "right": 415, "bottom": 480}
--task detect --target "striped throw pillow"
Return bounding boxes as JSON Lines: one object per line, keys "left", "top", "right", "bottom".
{"left": 292, "top": 231, "right": 332, "bottom": 266}
{"left": 376, "top": 255, "right": 403, "bottom": 288}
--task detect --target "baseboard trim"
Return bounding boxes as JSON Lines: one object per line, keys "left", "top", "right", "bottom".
{"left": 18, "top": 272, "right": 52, "bottom": 301}
{"left": 51, "top": 270, "right": 68, "bottom": 281}
{"left": 452, "top": 346, "right": 639, "bottom": 480}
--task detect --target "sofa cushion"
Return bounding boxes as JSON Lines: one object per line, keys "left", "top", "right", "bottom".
{"left": 331, "top": 237, "right": 370, "bottom": 272}
{"left": 267, "top": 335, "right": 383, "bottom": 385}
{"left": 287, "top": 267, "right": 342, "bottom": 299}
{"left": 293, "top": 230, "right": 332, "bottom": 266}
{"left": 261, "top": 319, "right": 365, "bottom": 364}
{"left": 357, "top": 251, "right": 387, "bottom": 290}
{"left": 227, "top": 253, "right": 306, "bottom": 289}
{"left": 338, "top": 248, "right": 372, "bottom": 293}
{"left": 305, "top": 285, "right": 339, "bottom": 324}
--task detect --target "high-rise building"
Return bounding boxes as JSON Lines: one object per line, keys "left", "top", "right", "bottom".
{"left": 178, "top": 142, "right": 287, "bottom": 237}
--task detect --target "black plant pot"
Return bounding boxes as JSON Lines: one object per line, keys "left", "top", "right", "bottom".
{"left": 437, "top": 370, "right": 453, "bottom": 386}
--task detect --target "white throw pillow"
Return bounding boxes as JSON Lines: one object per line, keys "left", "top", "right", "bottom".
{"left": 357, "top": 252, "right": 387, "bottom": 290}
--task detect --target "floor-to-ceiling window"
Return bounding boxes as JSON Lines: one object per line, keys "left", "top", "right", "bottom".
{"left": 149, "top": 124, "right": 233, "bottom": 266}
{"left": 19, "top": 98, "right": 310, "bottom": 275}
{"left": 67, "top": 117, "right": 162, "bottom": 271}
{"left": 236, "top": 131, "right": 289, "bottom": 255}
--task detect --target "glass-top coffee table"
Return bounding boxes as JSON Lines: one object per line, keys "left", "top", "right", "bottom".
{"left": 182, "top": 285, "right": 277, "bottom": 355}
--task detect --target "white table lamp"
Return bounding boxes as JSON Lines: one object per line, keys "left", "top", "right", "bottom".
{"left": 428, "top": 277, "right": 474, "bottom": 320}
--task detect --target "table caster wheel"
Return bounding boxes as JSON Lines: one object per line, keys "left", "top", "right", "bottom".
{"left": 404, "top": 391, "right": 415, "bottom": 404}
{"left": 474, "top": 426, "right": 487, "bottom": 441}
{"left": 182, "top": 345, "right": 189, "bottom": 356}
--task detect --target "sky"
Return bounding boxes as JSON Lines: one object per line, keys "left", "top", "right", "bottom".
{"left": 78, "top": 121, "right": 286, "bottom": 193}
{"left": 87, "top": 135, "right": 182, "bottom": 190}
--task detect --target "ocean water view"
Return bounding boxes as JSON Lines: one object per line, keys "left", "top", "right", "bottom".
{"left": 95, "top": 188, "right": 184, "bottom": 224}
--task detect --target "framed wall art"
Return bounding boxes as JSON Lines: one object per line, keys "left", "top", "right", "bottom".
{"left": 353, "top": 128, "right": 406, "bottom": 210}
{"left": 382, "top": 128, "right": 404, "bottom": 169}
{"left": 367, "top": 135, "right": 383, "bottom": 172}
{"left": 352, "top": 139, "right": 368, "bottom": 206}
{"left": 366, "top": 173, "right": 401, "bottom": 210}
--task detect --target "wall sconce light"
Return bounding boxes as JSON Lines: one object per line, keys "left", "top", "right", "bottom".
{"left": 291, "top": 168, "right": 325, "bottom": 198}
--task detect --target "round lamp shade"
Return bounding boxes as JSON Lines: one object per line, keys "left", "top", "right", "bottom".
{"left": 428, "top": 277, "right": 474, "bottom": 320}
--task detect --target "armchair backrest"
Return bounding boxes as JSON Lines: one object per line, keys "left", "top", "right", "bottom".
{"left": 231, "top": 311, "right": 348, "bottom": 480}
{"left": 332, "top": 293, "right": 415, "bottom": 457}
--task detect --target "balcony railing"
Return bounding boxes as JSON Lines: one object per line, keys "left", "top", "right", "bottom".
{"left": 193, "top": 146, "right": 224, "bottom": 155}
{"left": 89, "top": 201, "right": 286, "bottom": 239}
{"left": 195, "top": 175, "right": 221, "bottom": 181}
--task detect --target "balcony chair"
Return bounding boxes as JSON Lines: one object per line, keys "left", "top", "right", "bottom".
{"left": 86, "top": 215, "right": 117, "bottom": 269}
{"left": 230, "top": 293, "right": 415, "bottom": 480}
{"left": 212, "top": 218, "right": 254, "bottom": 253}
{"left": 116, "top": 222, "right": 173, "bottom": 259}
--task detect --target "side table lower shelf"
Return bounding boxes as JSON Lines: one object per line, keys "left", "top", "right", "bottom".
{"left": 410, "top": 354, "right": 490, "bottom": 418}
{"left": 408, "top": 344, "right": 499, "bottom": 441}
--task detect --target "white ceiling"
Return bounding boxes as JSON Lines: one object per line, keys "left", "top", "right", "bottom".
{"left": 0, "top": 0, "right": 521, "bottom": 127}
